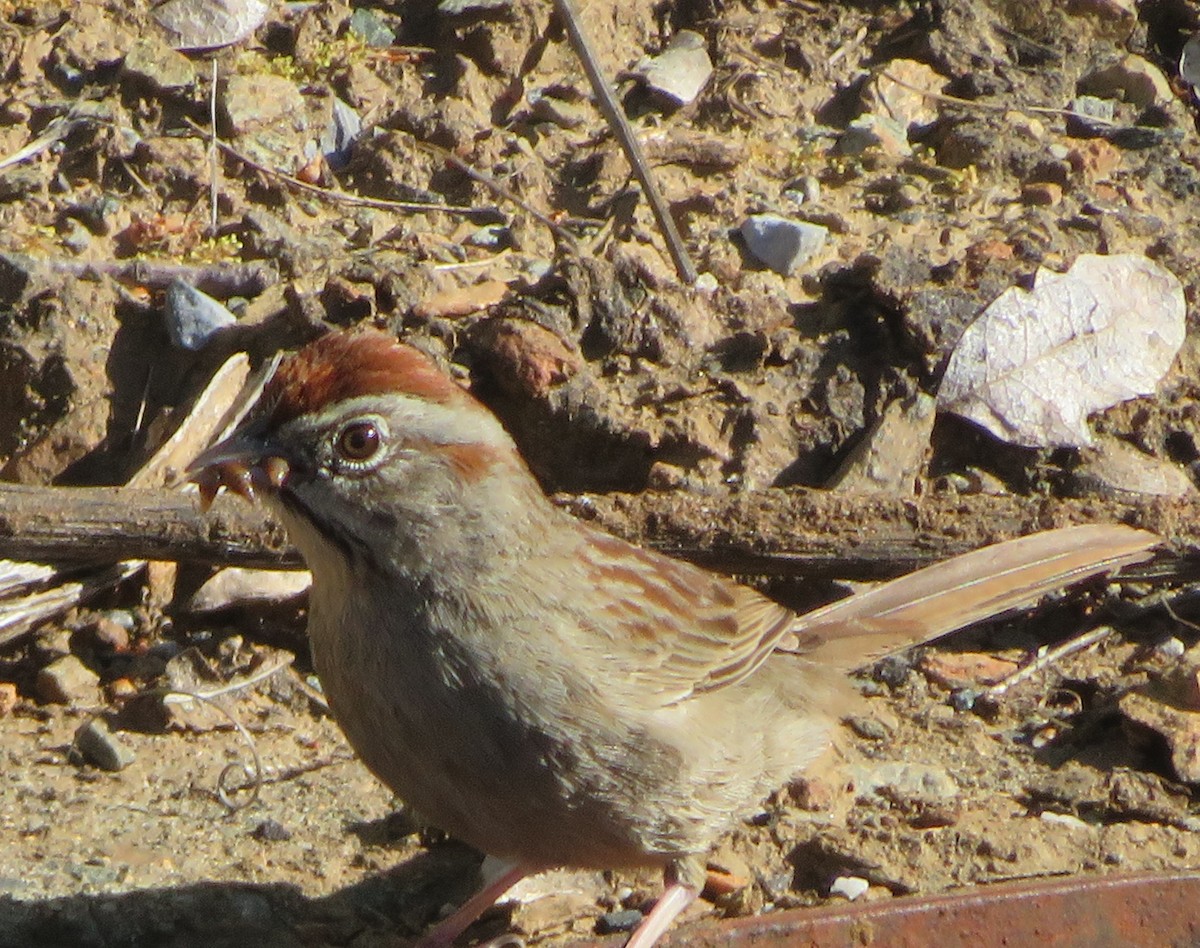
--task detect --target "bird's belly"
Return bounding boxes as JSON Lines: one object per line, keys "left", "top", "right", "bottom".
{"left": 308, "top": 612, "right": 685, "bottom": 871}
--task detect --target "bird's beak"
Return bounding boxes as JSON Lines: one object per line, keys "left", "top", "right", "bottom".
{"left": 187, "top": 427, "right": 291, "bottom": 511}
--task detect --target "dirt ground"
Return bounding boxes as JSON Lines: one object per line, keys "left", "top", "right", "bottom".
{"left": 3, "top": 0, "right": 1200, "bottom": 945}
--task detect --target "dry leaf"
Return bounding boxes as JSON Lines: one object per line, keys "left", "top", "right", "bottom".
{"left": 152, "top": 0, "right": 269, "bottom": 52}
{"left": 938, "top": 254, "right": 1185, "bottom": 447}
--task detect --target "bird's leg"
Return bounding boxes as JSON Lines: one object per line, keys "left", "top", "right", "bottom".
{"left": 417, "top": 859, "right": 531, "bottom": 948}
{"left": 623, "top": 859, "right": 703, "bottom": 948}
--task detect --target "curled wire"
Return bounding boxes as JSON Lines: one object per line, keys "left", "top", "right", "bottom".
{"left": 156, "top": 686, "right": 265, "bottom": 811}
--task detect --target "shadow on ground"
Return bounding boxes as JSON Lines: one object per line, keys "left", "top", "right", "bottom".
{"left": 0, "top": 847, "right": 485, "bottom": 948}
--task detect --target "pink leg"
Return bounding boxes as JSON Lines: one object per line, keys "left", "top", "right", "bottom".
{"left": 417, "top": 860, "right": 531, "bottom": 948}
{"left": 623, "top": 882, "right": 700, "bottom": 948}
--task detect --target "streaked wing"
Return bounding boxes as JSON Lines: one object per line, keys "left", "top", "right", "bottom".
{"left": 569, "top": 523, "right": 1158, "bottom": 706}
{"left": 575, "top": 527, "right": 798, "bottom": 705}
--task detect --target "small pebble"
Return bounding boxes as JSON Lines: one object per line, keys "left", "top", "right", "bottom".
{"left": 872, "top": 654, "right": 914, "bottom": 689}
{"left": 347, "top": 7, "right": 396, "bottom": 47}
{"left": 72, "top": 718, "right": 136, "bottom": 772}
{"left": 1156, "top": 637, "right": 1186, "bottom": 660}
{"left": 596, "top": 909, "right": 643, "bottom": 934}
{"left": 845, "top": 714, "right": 890, "bottom": 741}
{"left": 739, "top": 214, "right": 828, "bottom": 275}
{"left": 0, "top": 682, "right": 17, "bottom": 717}
{"left": 1021, "top": 181, "right": 1062, "bottom": 206}
{"left": 1039, "top": 811, "right": 1091, "bottom": 831}
{"left": 628, "top": 31, "right": 713, "bottom": 107}
{"left": 252, "top": 819, "right": 293, "bottom": 842}
{"left": 58, "top": 218, "right": 92, "bottom": 254}
{"left": 106, "top": 678, "right": 138, "bottom": 702}
{"left": 88, "top": 617, "right": 130, "bottom": 653}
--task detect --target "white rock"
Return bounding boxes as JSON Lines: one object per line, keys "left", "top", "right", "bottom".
{"left": 629, "top": 31, "right": 712, "bottom": 106}
{"left": 740, "top": 214, "right": 828, "bottom": 275}
{"left": 829, "top": 876, "right": 870, "bottom": 900}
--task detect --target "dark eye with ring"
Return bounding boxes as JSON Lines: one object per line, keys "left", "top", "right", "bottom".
{"left": 335, "top": 421, "right": 382, "bottom": 463}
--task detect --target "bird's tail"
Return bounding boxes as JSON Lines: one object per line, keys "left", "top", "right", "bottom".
{"left": 787, "top": 524, "right": 1158, "bottom": 672}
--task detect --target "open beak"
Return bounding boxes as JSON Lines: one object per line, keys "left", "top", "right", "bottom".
{"left": 187, "top": 428, "right": 291, "bottom": 511}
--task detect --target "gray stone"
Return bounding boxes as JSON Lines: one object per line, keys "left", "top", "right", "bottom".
{"left": 122, "top": 37, "right": 196, "bottom": 92}
{"left": 322, "top": 98, "right": 362, "bottom": 170}
{"left": 740, "top": 214, "right": 828, "bottom": 275}
{"left": 849, "top": 762, "right": 959, "bottom": 802}
{"left": 1067, "top": 95, "right": 1116, "bottom": 135}
{"left": 438, "top": 0, "right": 510, "bottom": 13}
{"left": 1182, "top": 33, "right": 1200, "bottom": 99}
{"left": 348, "top": 8, "right": 396, "bottom": 48}
{"left": 596, "top": 909, "right": 643, "bottom": 934}
{"left": 153, "top": 0, "right": 269, "bottom": 52}
{"left": 73, "top": 718, "right": 136, "bottom": 772}
{"left": 164, "top": 279, "right": 237, "bottom": 350}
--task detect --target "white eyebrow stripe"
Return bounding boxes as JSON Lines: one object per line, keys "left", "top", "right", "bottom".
{"left": 312, "top": 393, "right": 512, "bottom": 449}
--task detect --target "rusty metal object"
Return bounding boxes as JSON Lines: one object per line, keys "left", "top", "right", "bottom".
{"left": 651, "top": 871, "right": 1200, "bottom": 947}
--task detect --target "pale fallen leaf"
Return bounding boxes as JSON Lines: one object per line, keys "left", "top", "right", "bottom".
{"left": 412, "top": 279, "right": 510, "bottom": 319}
{"left": 152, "top": 0, "right": 269, "bottom": 52}
{"left": 938, "top": 254, "right": 1185, "bottom": 447}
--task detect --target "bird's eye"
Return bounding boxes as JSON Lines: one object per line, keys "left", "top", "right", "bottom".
{"left": 335, "top": 421, "right": 382, "bottom": 463}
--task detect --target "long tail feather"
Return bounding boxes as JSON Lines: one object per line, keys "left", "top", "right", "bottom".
{"left": 788, "top": 524, "right": 1158, "bottom": 672}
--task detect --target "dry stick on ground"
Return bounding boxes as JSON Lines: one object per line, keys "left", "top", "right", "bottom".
{"left": 180, "top": 117, "right": 487, "bottom": 216}
{"left": 980, "top": 625, "right": 1118, "bottom": 700}
{"left": 552, "top": 0, "right": 698, "bottom": 285}
{"left": 412, "top": 138, "right": 584, "bottom": 254}
{"left": 875, "top": 69, "right": 1120, "bottom": 128}
{"left": 0, "top": 483, "right": 1191, "bottom": 581}
{"left": 2, "top": 253, "right": 277, "bottom": 298}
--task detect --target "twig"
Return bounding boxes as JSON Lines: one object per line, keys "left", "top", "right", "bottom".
{"left": 413, "top": 138, "right": 582, "bottom": 253}
{"left": 3, "top": 252, "right": 277, "bottom": 298}
{"left": 0, "top": 483, "right": 1185, "bottom": 581}
{"left": 981, "top": 625, "right": 1117, "bottom": 699}
{"left": 0, "top": 115, "right": 81, "bottom": 173}
{"left": 208, "top": 58, "right": 219, "bottom": 233}
{"left": 877, "top": 69, "right": 1119, "bottom": 128}
{"left": 181, "top": 116, "right": 485, "bottom": 216}
{"left": 552, "top": 0, "right": 697, "bottom": 284}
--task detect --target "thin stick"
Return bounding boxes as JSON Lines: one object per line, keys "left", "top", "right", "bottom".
{"left": 981, "top": 625, "right": 1116, "bottom": 699}
{"left": 413, "top": 138, "right": 582, "bottom": 253}
{"left": 877, "top": 69, "right": 1119, "bottom": 128}
{"left": 209, "top": 58, "right": 219, "bottom": 232}
{"left": 553, "top": 0, "right": 697, "bottom": 284}
{"left": 13, "top": 253, "right": 276, "bottom": 297}
{"left": 181, "top": 117, "right": 484, "bottom": 216}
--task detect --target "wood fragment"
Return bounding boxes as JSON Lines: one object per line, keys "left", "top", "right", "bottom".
{"left": 0, "top": 484, "right": 1188, "bottom": 580}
